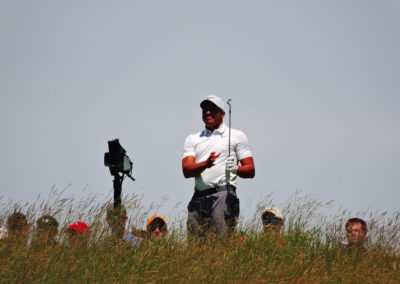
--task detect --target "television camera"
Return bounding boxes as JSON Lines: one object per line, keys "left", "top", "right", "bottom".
{"left": 104, "top": 139, "right": 135, "bottom": 207}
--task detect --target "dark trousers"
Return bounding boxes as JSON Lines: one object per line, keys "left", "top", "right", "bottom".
{"left": 187, "top": 186, "right": 239, "bottom": 238}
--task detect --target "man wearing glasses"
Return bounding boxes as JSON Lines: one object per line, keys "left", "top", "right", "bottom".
{"left": 146, "top": 215, "right": 168, "bottom": 241}
{"left": 261, "top": 207, "right": 284, "bottom": 233}
{"left": 261, "top": 207, "right": 286, "bottom": 248}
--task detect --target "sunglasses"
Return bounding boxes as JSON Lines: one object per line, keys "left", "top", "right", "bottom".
{"left": 263, "top": 218, "right": 279, "bottom": 225}
{"left": 149, "top": 224, "right": 166, "bottom": 233}
{"left": 148, "top": 219, "right": 166, "bottom": 232}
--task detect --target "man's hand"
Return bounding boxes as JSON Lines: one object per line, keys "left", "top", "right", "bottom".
{"left": 182, "top": 152, "right": 221, "bottom": 178}
{"left": 225, "top": 154, "right": 238, "bottom": 174}
{"left": 205, "top": 152, "right": 221, "bottom": 168}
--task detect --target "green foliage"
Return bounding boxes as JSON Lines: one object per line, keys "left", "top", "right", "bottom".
{"left": 1, "top": 191, "right": 400, "bottom": 283}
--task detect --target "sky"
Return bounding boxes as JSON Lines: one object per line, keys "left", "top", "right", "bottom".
{"left": 0, "top": 1, "right": 399, "bottom": 225}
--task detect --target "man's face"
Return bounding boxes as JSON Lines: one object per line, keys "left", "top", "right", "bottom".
{"left": 262, "top": 213, "right": 283, "bottom": 233}
{"left": 346, "top": 222, "right": 367, "bottom": 245}
{"left": 38, "top": 227, "right": 58, "bottom": 240}
{"left": 201, "top": 102, "right": 225, "bottom": 130}
{"left": 149, "top": 219, "right": 166, "bottom": 240}
{"left": 151, "top": 227, "right": 164, "bottom": 240}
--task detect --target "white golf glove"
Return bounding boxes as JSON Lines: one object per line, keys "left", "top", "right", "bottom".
{"left": 225, "top": 154, "right": 238, "bottom": 173}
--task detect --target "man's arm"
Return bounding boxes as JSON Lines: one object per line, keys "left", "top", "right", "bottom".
{"left": 182, "top": 152, "right": 221, "bottom": 178}
{"left": 237, "top": 157, "right": 255, "bottom": 178}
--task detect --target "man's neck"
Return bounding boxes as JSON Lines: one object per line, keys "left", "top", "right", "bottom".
{"left": 205, "top": 121, "right": 223, "bottom": 132}
{"left": 348, "top": 241, "right": 365, "bottom": 248}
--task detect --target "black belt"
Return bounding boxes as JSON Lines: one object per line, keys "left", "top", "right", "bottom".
{"left": 193, "top": 185, "right": 236, "bottom": 198}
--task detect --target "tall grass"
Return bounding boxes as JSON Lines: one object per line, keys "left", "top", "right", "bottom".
{"left": 1, "top": 190, "right": 399, "bottom": 283}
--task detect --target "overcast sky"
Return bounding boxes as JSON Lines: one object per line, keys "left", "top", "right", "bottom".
{"left": 0, "top": 1, "right": 399, "bottom": 224}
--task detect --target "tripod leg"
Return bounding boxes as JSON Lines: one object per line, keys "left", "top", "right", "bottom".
{"left": 113, "top": 175, "right": 123, "bottom": 207}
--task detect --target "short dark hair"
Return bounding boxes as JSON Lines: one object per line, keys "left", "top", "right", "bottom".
{"left": 345, "top": 218, "right": 367, "bottom": 233}
{"left": 7, "top": 212, "right": 28, "bottom": 233}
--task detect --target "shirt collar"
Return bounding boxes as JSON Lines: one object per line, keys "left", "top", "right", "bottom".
{"left": 215, "top": 123, "right": 227, "bottom": 135}
{"left": 200, "top": 123, "right": 227, "bottom": 137}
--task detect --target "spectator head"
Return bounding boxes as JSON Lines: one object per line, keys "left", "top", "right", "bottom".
{"left": 67, "top": 221, "right": 89, "bottom": 246}
{"left": 68, "top": 221, "right": 88, "bottom": 235}
{"left": 146, "top": 215, "right": 167, "bottom": 240}
{"left": 106, "top": 203, "right": 127, "bottom": 238}
{"left": 37, "top": 215, "right": 58, "bottom": 237}
{"left": 261, "top": 207, "right": 284, "bottom": 233}
{"left": 345, "top": 218, "right": 367, "bottom": 246}
{"left": 7, "top": 212, "right": 29, "bottom": 237}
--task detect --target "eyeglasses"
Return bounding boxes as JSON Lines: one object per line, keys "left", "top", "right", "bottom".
{"left": 263, "top": 218, "right": 279, "bottom": 225}
{"left": 149, "top": 224, "right": 166, "bottom": 233}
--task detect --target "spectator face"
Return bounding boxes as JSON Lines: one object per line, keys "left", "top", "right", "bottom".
{"left": 37, "top": 216, "right": 58, "bottom": 241}
{"left": 148, "top": 218, "right": 166, "bottom": 240}
{"left": 346, "top": 222, "right": 367, "bottom": 245}
{"left": 38, "top": 227, "right": 58, "bottom": 242}
{"left": 151, "top": 227, "right": 163, "bottom": 240}
{"left": 262, "top": 213, "right": 283, "bottom": 233}
{"left": 67, "top": 222, "right": 90, "bottom": 247}
{"left": 7, "top": 212, "right": 29, "bottom": 239}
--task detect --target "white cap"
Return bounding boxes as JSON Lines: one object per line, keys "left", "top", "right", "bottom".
{"left": 262, "top": 207, "right": 283, "bottom": 220}
{"left": 200, "top": 95, "right": 225, "bottom": 112}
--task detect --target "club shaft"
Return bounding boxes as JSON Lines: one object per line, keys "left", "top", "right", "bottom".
{"left": 227, "top": 99, "right": 232, "bottom": 191}
{"left": 228, "top": 107, "right": 231, "bottom": 157}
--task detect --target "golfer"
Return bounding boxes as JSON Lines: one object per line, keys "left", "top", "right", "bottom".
{"left": 182, "top": 95, "right": 255, "bottom": 238}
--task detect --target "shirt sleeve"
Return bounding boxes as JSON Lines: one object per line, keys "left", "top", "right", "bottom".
{"left": 183, "top": 135, "right": 196, "bottom": 158}
{"left": 235, "top": 130, "right": 253, "bottom": 160}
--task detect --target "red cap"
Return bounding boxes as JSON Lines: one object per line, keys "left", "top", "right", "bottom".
{"left": 68, "top": 221, "right": 88, "bottom": 232}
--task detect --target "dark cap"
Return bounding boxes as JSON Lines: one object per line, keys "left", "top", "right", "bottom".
{"left": 37, "top": 215, "right": 58, "bottom": 231}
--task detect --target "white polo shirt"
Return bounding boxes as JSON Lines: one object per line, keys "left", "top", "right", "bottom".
{"left": 183, "top": 123, "right": 253, "bottom": 191}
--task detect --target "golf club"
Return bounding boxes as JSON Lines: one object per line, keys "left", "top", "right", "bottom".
{"left": 226, "top": 98, "right": 232, "bottom": 193}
